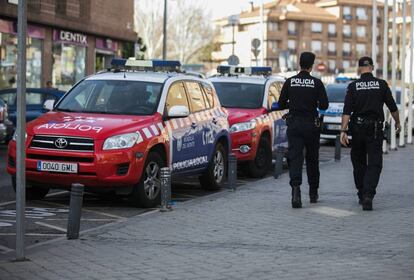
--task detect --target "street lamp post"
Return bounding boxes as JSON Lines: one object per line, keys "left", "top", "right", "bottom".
{"left": 16, "top": 0, "right": 27, "bottom": 261}
{"left": 372, "top": 0, "right": 378, "bottom": 76}
{"left": 390, "top": 0, "right": 397, "bottom": 150}
{"left": 259, "top": 0, "right": 264, "bottom": 66}
{"left": 408, "top": 0, "right": 414, "bottom": 144}
{"left": 163, "top": 0, "right": 167, "bottom": 60}
{"left": 382, "top": 0, "right": 389, "bottom": 153}
{"left": 399, "top": 0, "right": 407, "bottom": 147}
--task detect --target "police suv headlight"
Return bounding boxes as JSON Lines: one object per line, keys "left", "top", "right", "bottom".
{"left": 230, "top": 121, "right": 256, "bottom": 133}
{"left": 12, "top": 131, "right": 27, "bottom": 142}
{"left": 103, "top": 132, "right": 142, "bottom": 150}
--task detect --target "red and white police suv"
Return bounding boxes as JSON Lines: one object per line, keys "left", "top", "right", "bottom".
{"left": 7, "top": 59, "right": 230, "bottom": 208}
{"left": 210, "top": 66, "right": 288, "bottom": 178}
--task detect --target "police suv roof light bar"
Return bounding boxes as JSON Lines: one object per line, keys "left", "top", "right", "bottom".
{"left": 217, "top": 65, "right": 272, "bottom": 76}
{"left": 110, "top": 58, "right": 182, "bottom": 72}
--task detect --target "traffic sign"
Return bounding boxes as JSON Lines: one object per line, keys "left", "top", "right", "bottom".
{"left": 228, "top": 55, "right": 240, "bottom": 66}
{"left": 317, "top": 63, "right": 327, "bottom": 72}
{"left": 252, "top": 38, "right": 261, "bottom": 49}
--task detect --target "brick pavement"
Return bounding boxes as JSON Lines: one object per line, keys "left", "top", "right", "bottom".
{"left": 0, "top": 145, "right": 413, "bottom": 280}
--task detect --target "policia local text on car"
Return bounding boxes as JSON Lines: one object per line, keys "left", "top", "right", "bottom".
{"left": 278, "top": 52, "right": 329, "bottom": 208}
{"left": 340, "top": 56, "right": 401, "bottom": 211}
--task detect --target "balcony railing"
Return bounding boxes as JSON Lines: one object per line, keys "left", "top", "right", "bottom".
{"left": 328, "top": 51, "right": 337, "bottom": 56}
{"left": 343, "top": 33, "right": 352, "bottom": 39}
{"left": 288, "top": 30, "right": 298, "bottom": 36}
{"left": 343, "top": 15, "right": 352, "bottom": 21}
{"left": 342, "top": 51, "right": 352, "bottom": 57}
{"left": 328, "top": 32, "right": 337, "bottom": 38}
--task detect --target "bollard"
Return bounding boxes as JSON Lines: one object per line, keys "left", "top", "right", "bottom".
{"left": 160, "top": 167, "right": 172, "bottom": 212}
{"left": 274, "top": 147, "right": 285, "bottom": 179}
{"left": 67, "top": 183, "right": 84, "bottom": 240}
{"left": 227, "top": 153, "right": 237, "bottom": 191}
{"left": 335, "top": 134, "right": 341, "bottom": 161}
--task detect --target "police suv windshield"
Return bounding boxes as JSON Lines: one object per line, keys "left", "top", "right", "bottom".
{"left": 56, "top": 80, "right": 163, "bottom": 115}
{"left": 326, "top": 84, "right": 347, "bottom": 103}
{"left": 213, "top": 82, "right": 264, "bottom": 109}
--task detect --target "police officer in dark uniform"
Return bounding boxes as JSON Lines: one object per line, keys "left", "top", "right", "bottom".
{"left": 279, "top": 52, "right": 329, "bottom": 208}
{"left": 340, "top": 56, "right": 401, "bottom": 211}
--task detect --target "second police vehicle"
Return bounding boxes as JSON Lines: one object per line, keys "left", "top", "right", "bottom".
{"left": 7, "top": 59, "right": 230, "bottom": 208}
{"left": 210, "top": 66, "right": 288, "bottom": 178}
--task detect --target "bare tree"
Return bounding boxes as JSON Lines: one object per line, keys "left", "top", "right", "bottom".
{"left": 134, "top": 0, "right": 215, "bottom": 63}
{"left": 134, "top": 0, "right": 165, "bottom": 59}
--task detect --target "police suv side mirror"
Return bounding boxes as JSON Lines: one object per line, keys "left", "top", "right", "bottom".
{"left": 270, "top": 101, "right": 282, "bottom": 112}
{"left": 168, "top": 105, "right": 190, "bottom": 118}
{"left": 43, "top": 99, "right": 55, "bottom": 111}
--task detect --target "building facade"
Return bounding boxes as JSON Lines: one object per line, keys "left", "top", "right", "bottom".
{"left": 212, "top": 0, "right": 384, "bottom": 74}
{"left": 0, "top": 0, "right": 136, "bottom": 90}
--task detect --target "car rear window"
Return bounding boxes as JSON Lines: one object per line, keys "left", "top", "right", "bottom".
{"left": 326, "top": 85, "right": 347, "bottom": 103}
{"left": 213, "top": 82, "right": 264, "bottom": 109}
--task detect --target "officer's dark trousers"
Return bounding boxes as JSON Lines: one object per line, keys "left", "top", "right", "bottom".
{"left": 350, "top": 124, "right": 383, "bottom": 199}
{"left": 287, "top": 118, "right": 320, "bottom": 191}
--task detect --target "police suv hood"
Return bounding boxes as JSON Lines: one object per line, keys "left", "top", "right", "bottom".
{"left": 28, "top": 111, "right": 156, "bottom": 140}
{"left": 225, "top": 108, "right": 265, "bottom": 126}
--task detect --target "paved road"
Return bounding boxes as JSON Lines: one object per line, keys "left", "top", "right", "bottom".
{"left": 0, "top": 143, "right": 411, "bottom": 279}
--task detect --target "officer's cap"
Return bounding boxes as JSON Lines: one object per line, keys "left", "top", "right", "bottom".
{"left": 358, "top": 56, "right": 374, "bottom": 67}
{"left": 299, "top": 52, "right": 316, "bottom": 69}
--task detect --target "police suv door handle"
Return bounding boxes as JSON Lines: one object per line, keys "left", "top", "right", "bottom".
{"left": 191, "top": 122, "right": 198, "bottom": 129}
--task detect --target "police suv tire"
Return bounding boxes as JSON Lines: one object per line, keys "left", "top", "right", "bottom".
{"left": 130, "top": 151, "right": 165, "bottom": 208}
{"left": 200, "top": 143, "right": 227, "bottom": 191}
{"left": 11, "top": 177, "right": 49, "bottom": 200}
{"left": 248, "top": 137, "right": 272, "bottom": 178}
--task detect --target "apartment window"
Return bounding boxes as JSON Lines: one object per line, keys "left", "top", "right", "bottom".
{"left": 328, "top": 42, "right": 336, "bottom": 55}
{"left": 311, "top": 22, "right": 323, "bottom": 33}
{"left": 311, "top": 40, "right": 322, "bottom": 53}
{"left": 343, "top": 60, "right": 350, "bottom": 69}
{"left": 269, "top": 40, "right": 278, "bottom": 53}
{"left": 356, "top": 43, "right": 366, "bottom": 55}
{"left": 328, "top": 60, "right": 336, "bottom": 71}
{"left": 269, "top": 21, "right": 279, "bottom": 32}
{"left": 356, "top": 26, "right": 366, "bottom": 38}
{"left": 288, "top": 21, "right": 297, "bottom": 35}
{"left": 343, "top": 6, "right": 352, "bottom": 20}
{"left": 343, "top": 24, "right": 351, "bottom": 38}
{"left": 356, "top": 7, "right": 368, "bottom": 20}
{"left": 288, "top": 40, "right": 296, "bottom": 52}
{"left": 328, "top": 24, "right": 336, "bottom": 36}
{"left": 343, "top": 42, "right": 351, "bottom": 56}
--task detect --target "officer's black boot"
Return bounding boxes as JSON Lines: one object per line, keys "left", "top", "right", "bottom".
{"left": 309, "top": 188, "right": 318, "bottom": 203}
{"left": 291, "top": 186, "right": 302, "bottom": 208}
{"left": 362, "top": 197, "right": 373, "bottom": 211}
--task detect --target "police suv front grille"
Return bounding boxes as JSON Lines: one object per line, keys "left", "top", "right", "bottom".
{"left": 30, "top": 135, "right": 94, "bottom": 152}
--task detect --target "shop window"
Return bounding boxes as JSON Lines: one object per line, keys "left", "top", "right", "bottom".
{"left": 0, "top": 34, "right": 42, "bottom": 90}
{"left": 52, "top": 43, "right": 86, "bottom": 91}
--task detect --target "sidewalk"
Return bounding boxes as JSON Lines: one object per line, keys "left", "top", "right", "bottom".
{"left": 1, "top": 146, "right": 414, "bottom": 280}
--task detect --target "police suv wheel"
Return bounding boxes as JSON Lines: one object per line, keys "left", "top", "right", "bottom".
{"left": 200, "top": 143, "right": 227, "bottom": 191}
{"left": 11, "top": 177, "right": 49, "bottom": 200}
{"left": 131, "top": 152, "right": 165, "bottom": 208}
{"left": 248, "top": 137, "right": 271, "bottom": 178}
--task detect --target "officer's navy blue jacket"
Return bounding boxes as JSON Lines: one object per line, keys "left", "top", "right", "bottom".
{"left": 343, "top": 73, "right": 398, "bottom": 122}
{"left": 279, "top": 71, "right": 329, "bottom": 118}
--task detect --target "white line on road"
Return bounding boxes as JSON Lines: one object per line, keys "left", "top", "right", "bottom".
{"left": 35, "top": 221, "right": 67, "bottom": 233}
{"left": 44, "top": 218, "right": 117, "bottom": 222}
{"left": 0, "top": 233, "right": 64, "bottom": 237}
{"left": 309, "top": 206, "right": 356, "bottom": 218}
{"left": 0, "top": 191, "right": 68, "bottom": 207}
{"left": 0, "top": 244, "right": 13, "bottom": 253}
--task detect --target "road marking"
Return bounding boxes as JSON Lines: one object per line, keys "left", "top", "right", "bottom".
{"left": 35, "top": 221, "right": 67, "bottom": 233}
{"left": 0, "top": 245, "right": 13, "bottom": 253}
{"left": 0, "top": 190, "right": 68, "bottom": 207}
{"left": 0, "top": 233, "right": 64, "bottom": 237}
{"left": 309, "top": 206, "right": 356, "bottom": 218}
{"left": 0, "top": 222, "right": 13, "bottom": 227}
{"left": 44, "top": 218, "right": 117, "bottom": 222}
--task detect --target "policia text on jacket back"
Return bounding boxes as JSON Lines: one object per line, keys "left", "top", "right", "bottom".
{"left": 278, "top": 52, "right": 329, "bottom": 208}
{"left": 340, "top": 56, "right": 401, "bottom": 211}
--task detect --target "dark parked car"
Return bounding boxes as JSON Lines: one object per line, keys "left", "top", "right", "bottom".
{"left": 0, "top": 88, "right": 65, "bottom": 128}
{"left": 0, "top": 98, "right": 14, "bottom": 143}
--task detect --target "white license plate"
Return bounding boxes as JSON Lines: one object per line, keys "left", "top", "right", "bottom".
{"left": 326, "top": 124, "right": 341, "bottom": 130}
{"left": 37, "top": 161, "right": 78, "bottom": 173}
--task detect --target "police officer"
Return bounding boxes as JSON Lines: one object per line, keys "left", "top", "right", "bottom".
{"left": 340, "top": 56, "right": 401, "bottom": 211}
{"left": 279, "top": 52, "right": 329, "bottom": 208}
